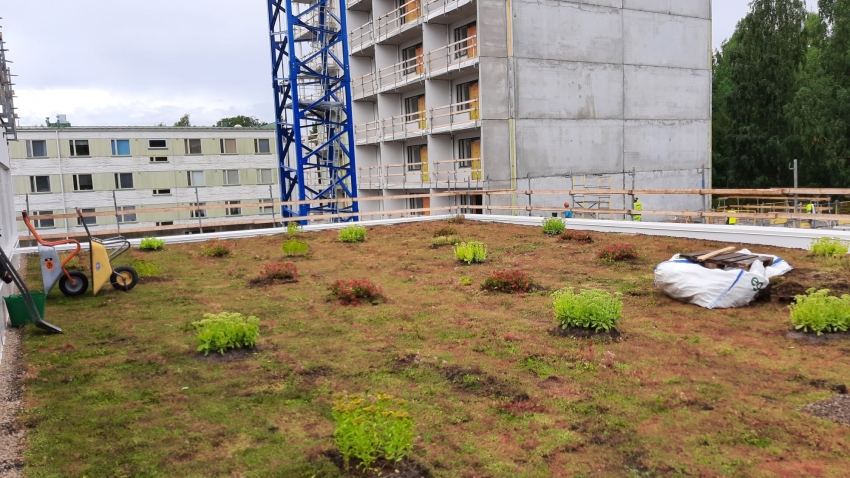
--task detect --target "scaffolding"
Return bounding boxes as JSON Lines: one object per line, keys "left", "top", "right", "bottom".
{"left": 267, "top": 0, "right": 358, "bottom": 220}
{"left": 570, "top": 174, "right": 612, "bottom": 219}
{"left": 0, "top": 29, "right": 17, "bottom": 140}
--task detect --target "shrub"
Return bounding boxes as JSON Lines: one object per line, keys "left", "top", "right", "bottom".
{"left": 432, "top": 235, "right": 461, "bottom": 248}
{"left": 132, "top": 259, "right": 160, "bottom": 278}
{"left": 790, "top": 288, "right": 850, "bottom": 335}
{"left": 332, "top": 393, "right": 414, "bottom": 470}
{"left": 139, "top": 237, "right": 165, "bottom": 251}
{"left": 434, "top": 227, "right": 457, "bottom": 238}
{"left": 560, "top": 230, "right": 593, "bottom": 243}
{"left": 200, "top": 239, "right": 232, "bottom": 257}
{"left": 329, "top": 279, "right": 384, "bottom": 305}
{"left": 459, "top": 277, "right": 473, "bottom": 286}
{"left": 598, "top": 243, "right": 637, "bottom": 261}
{"left": 286, "top": 221, "right": 301, "bottom": 236}
{"left": 259, "top": 262, "right": 298, "bottom": 283}
{"left": 809, "top": 237, "right": 849, "bottom": 257}
{"left": 481, "top": 270, "right": 537, "bottom": 293}
{"left": 281, "top": 239, "right": 309, "bottom": 256}
{"left": 542, "top": 217, "right": 566, "bottom": 235}
{"left": 552, "top": 288, "right": 623, "bottom": 332}
{"left": 339, "top": 225, "right": 367, "bottom": 243}
{"left": 448, "top": 214, "right": 466, "bottom": 224}
{"left": 454, "top": 241, "right": 487, "bottom": 264}
{"left": 191, "top": 312, "right": 260, "bottom": 355}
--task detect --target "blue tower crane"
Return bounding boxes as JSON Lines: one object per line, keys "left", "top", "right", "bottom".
{"left": 267, "top": 0, "right": 358, "bottom": 220}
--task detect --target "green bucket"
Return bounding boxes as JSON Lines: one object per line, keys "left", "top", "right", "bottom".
{"left": 3, "top": 292, "right": 46, "bottom": 327}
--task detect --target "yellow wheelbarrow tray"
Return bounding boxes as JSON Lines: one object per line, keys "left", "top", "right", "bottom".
{"left": 75, "top": 208, "right": 139, "bottom": 295}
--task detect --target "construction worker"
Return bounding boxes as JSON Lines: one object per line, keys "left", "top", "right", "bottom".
{"left": 726, "top": 210, "right": 737, "bottom": 225}
{"left": 563, "top": 201, "right": 573, "bottom": 219}
{"left": 632, "top": 197, "right": 642, "bottom": 221}
{"left": 806, "top": 203, "right": 814, "bottom": 214}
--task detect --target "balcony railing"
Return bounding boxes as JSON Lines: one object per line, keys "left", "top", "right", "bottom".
{"left": 431, "top": 157, "right": 482, "bottom": 183}
{"left": 350, "top": 21, "right": 374, "bottom": 51}
{"left": 382, "top": 111, "right": 427, "bottom": 139}
{"left": 429, "top": 99, "right": 479, "bottom": 131}
{"left": 427, "top": 34, "right": 478, "bottom": 73}
{"left": 354, "top": 120, "right": 381, "bottom": 143}
{"left": 378, "top": 55, "right": 425, "bottom": 89}
{"left": 423, "top": 0, "right": 470, "bottom": 16}
{"left": 358, "top": 157, "right": 483, "bottom": 189}
{"left": 376, "top": 0, "right": 421, "bottom": 39}
{"left": 352, "top": 72, "right": 378, "bottom": 99}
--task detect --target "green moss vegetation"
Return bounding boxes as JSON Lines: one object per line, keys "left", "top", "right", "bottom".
{"left": 18, "top": 221, "right": 850, "bottom": 477}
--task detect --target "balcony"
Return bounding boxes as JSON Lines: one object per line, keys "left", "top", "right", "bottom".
{"left": 358, "top": 157, "right": 483, "bottom": 189}
{"left": 354, "top": 120, "right": 382, "bottom": 144}
{"left": 347, "top": 0, "right": 371, "bottom": 11}
{"left": 378, "top": 55, "right": 425, "bottom": 92}
{"left": 431, "top": 157, "right": 483, "bottom": 187}
{"left": 375, "top": 0, "right": 422, "bottom": 44}
{"left": 423, "top": 0, "right": 476, "bottom": 22}
{"left": 427, "top": 34, "right": 478, "bottom": 79}
{"left": 352, "top": 72, "right": 378, "bottom": 100}
{"left": 429, "top": 99, "right": 479, "bottom": 134}
{"left": 350, "top": 21, "right": 375, "bottom": 54}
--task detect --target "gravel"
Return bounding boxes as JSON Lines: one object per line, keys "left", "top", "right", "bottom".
{"left": 0, "top": 327, "right": 24, "bottom": 477}
{"left": 800, "top": 394, "right": 850, "bottom": 426}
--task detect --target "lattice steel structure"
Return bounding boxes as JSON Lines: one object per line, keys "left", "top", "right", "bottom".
{"left": 267, "top": 0, "right": 358, "bottom": 220}
{"left": 0, "top": 30, "right": 17, "bottom": 140}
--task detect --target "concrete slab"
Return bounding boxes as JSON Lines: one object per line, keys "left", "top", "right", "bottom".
{"left": 479, "top": 57, "right": 511, "bottom": 120}
{"left": 516, "top": 58, "right": 623, "bottom": 120}
{"left": 624, "top": 9, "right": 710, "bottom": 70}
{"left": 625, "top": 66, "right": 710, "bottom": 120}
{"left": 623, "top": 0, "right": 710, "bottom": 19}
{"left": 478, "top": 0, "right": 509, "bottom": 57}
{"left": 515, "top": 119, "right": 624, "bottom": 176}
{"left": 624, "top": 120, "right": 709, "bottom": 171}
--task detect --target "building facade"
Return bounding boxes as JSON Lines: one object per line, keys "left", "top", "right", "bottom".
{"left": 347, "top": 0, "right": 711, "bottom": 216}
{"left": 10, "top": 126, "right": 280, "bottom": 237}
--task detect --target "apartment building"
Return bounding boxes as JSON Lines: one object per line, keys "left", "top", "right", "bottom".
{"left": 347, "top": 0, "right": 711, "bottom": 216}
{"left": 9, "top": 125, "right": 280, "bottom": 238}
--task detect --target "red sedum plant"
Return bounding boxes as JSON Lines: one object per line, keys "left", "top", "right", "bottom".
{"left": 259, "top": 262, "right": 298, "bottom": 282}
{"left": 481, "top": 270, "right": 537, "bottom": 293}
{"left": 598, "top": 243, "right": 638, "bottom": 261}
{"left": 560, "top": 230, "right": 593, "bottom": 243}
{"left": 329, "top": 279, "right": 384, "bottom": 305}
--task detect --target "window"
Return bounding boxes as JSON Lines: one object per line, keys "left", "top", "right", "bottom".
{"left": 190, "top": 202, "right": 207, "bottom": 218}
{"left": 73, "top": 174, "right": 94, "bottom": 191}
{"left": 458, "top": 137, "right": 477, "bottom": 168}
{"left": 77, "top": 208, "right": 96, "bottom": 226}
{"left": 225, "top": 200, "right": 242, "bottom": 216}
{"left": 29, "top": 175, "right": 51, "bottom": 193}
{"left": 188, "top": 171, "right": 205, "bottom": 187}
{"left": 117, "top": 206, "right": 137, "bottom": 223}
{"left": 26, "top": 140, "right": 47, "bottom": 158}
{"left": 406, "top": 145, "right": 423, "bottom": 171}
{"left": 220, "top": 138, "right": 237, "bottom": 154}
{"left": 153, "top": 189, "right": 172, "bottom": 196}
{"left": 404, "top": 95, "right": 424, "bottom": 125}
{"left": 223, "top": 169, "right": 240, "bottom": 186}
{"left": 114, "top": 173, "right": 134, "bottom": 189}
{"left": 149, "top": 156, "right": 168, "bottom": 163}
{"left": 401, "top": 44, "right": 422, "bottom": 76}
{"left": 254, "top": 138, "right": 271, "bottom": 154}
{"left": 111, "top": 139, "right": 131, "bottom": 156}
{"left": 456, "top": 82, "right": 472, "bottom": 105}
{"left": 259, "top": 199, "right": 274, "bottom": 214}
{"left": 408, "top": 197, "right": 424, "bottom": 215}
{"left": 32, "top": 211, "right": 54, "bottom": 229}
{"left": 69, "top": 140, "right": 90, "bottom": 156}
{"left": 148, "top": 139, "right": 168, "bottom": 149}
{"left": 453, "top": 22, "right": 476, "bottom": 59}
{"left": 184, "top": 139, "right": 202, "bottom": 155}
{"left": 156, "top": 221, "right": 174, "bottom": 227}
{"left": 258, "top": 168, "right": 274, "bottom": 184}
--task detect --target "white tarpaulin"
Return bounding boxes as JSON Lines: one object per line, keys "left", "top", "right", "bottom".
{"left": 654, "top": 249, "right": 793, "bottom": 309}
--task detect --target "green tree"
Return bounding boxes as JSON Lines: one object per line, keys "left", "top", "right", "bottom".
{"left": 174, "top": 114, "right": 191, "bottom": 127}
{"left": 217, "top": 115, "right": 266, "bottom": 127}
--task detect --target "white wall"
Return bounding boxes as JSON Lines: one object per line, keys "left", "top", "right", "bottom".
{"left": 0, "top": 131, "right": 15, "bottom": 359}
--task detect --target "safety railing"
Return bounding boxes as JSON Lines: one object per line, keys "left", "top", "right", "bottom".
{"left": 427, "top": 34, "right": 478, "bottom": 74}
{"left": 429, "top": 99, "right": 479, "bottom": 132}
{"left": 431, "top": 157, "right": 482, "bottom": 185}
{"left": 385, "top": 161, "right": 430, "bottom": 186}
{"left": 350, "top": 21, "right": 374, "bottom": 51}
{"left": 347, "top": 0, "right": 369, "bottom": 8}
{"left": 378, "top": 55, "right": 425, "bottom": 90}
{"left": 376, "top": 0, "right": 421, "bottom": 39}
{"left": 352, "top": 72, "right": 379, "bottom": 99}
{"left": 358, "top": 157, "right": 482, "bottom": 189}
{"left": 382, "top": 111, "right": 427, "bottom": 139}
{"left": 423, "top": 0, "right": 469, "bottom": 16}
{"left": 354, "top": 120, "right": 382, "bottom": 143}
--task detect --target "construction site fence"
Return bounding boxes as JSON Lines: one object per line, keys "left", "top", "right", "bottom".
{"left": 18, "top": 188, "right": 850, "bottom": 241}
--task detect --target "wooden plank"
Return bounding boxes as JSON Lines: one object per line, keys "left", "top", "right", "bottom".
{"left": 696, "top": 247, "right": 736, "bottom": 261}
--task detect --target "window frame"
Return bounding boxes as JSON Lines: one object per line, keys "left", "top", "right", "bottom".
{"left": 152, "top": 189, "right": 172, "bottom": 196}
{"left": 225, "top": 200, "right": 242, "bottom": 216}
{"left": 223, "top": 169, "right": 240, "bottom": 186}
{"left": 72, "top": 174, "right": 94, "bottom": 192}
{"left": 148, "top": 139, "right": 168, "bottom": 150}
{"left": 26, "top": 140, "right": 48, "bottom": 158}
{"left": 29, "top": 175, "right": 51, "bottom": 193}
{"left": 111, "top": 139, "right": 131, "bottom": 156}
{"left": 406, "top": 144, "right": 423, "bottom": 171}
{"left": 187, "top": 171, "right": 205, "bottom": 187}
{"left": 190, "top": 202, "right": 207, "bottom": 218}
{"left": 258, "top": 168, "right": 274, "bottom": 184}
{"left": 457, "top": 137, "right": 477, "bottom": 169}
{"left": 184, "top": 138, "right": 202, "bottom": 155}
{"left": 254, "top": 138, "right": 271, "bottom": 154}
{"left": 33, "top": 210, "right": 55, "bottom": 229}
{"left": 149, "top": 156, "right": 169, "bottom": 163}
{"left": 69, "top": 139, "right": 90, "bottom": 157}
{"left": 453, "top": 22, "right": 475, "bottom": 59}
{"left": 114, "top": 172, "right": 135, "bottom": 190}
{"left": 77, "top": 208, "right": 97, "bottom": 226}
{"left": 117, "top": 206, "right": 137, "bottom": 224}
{"left": 401, "top": 43, "right": 422, "bottom": 76}
{"left": 404, "top": 95, "right": 424, "bottom": 123}
{"left": 259, "top": 198, "right": 274, "bottom": 215}
{"left": 220, "top": 138, "right": 238, "bottom": 155}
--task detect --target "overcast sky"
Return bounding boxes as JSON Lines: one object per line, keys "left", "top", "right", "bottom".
{"left": 1, "top": 0, "right": 819, "bottom": 127}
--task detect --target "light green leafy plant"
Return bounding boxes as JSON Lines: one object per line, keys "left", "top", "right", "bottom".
{"left": 454, "top": 241, "right": 487, "bottom": 264}
{"left": 286, "top": 221, "right": 301, "bottom": 236}
{"left": 459, "top": 277, "right": 473, "bottom": 286}
{"left": 139, "top": 237, "right": 165, "bottom": 251}
{"left": 190, "top": 312, "right": 260, "bottom": 355}
{"left": 552, "top": 288, "right": 623, "bottom": 332}
{"left": 339, "top": 225, "right": 367, "bottom": 243}
{"left": 432, "top": 235, "right": 461, "bottom": 248}
{"left": 281, "top": 239, "right": 309, "bottom": 256}
{"left": 809, "top": 237, "right": 849, "bottom": 257}
{"left": 332, "top": 393, "right": 414, "bottom": 470}
{"left": 131, "top": 259, "right": 160, "bottom": 278}
{"left": 790, "top": 288, "right": 850, "bottom": 335}
{"left": 542, "top": 217, "right": 566, "bottom": 235}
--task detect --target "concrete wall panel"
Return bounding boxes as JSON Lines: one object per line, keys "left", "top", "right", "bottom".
{"left": 479, "top": 57, "right": 510, "bottom": 120}
{"left": 516, "top": 58, "right": 623, "bottom": 120}
{"left": 624, "top": 120, "right": 709, "bottom": 171}
{"left": 478, "top": 0, "right": 508, "bottom": 57}
{"left": 624, "top": 10, "right": 710, "bottom": 70}
{"left": 513, "top": 0, "right": 622, "bottom": 64}
{"left": 623, "top": 0, "right": 710, "bottom": 19}
{"left": 515, "top": 119, "right": 623, "bottom": 177}
{"left": 625, "top": 66, "right": 710, "bottom": 120}
{"left": 481, "top": 119, "right": 511, "bottom": 182}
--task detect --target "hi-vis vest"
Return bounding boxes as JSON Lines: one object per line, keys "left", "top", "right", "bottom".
{"left": 806, "top": 203, "right": 814, "bottom": 213}
{"left": 633, "top": 201, "right": 643, "bottom": 221}
{"left": 727, "top": 210, "right": 737, "bottom": 225}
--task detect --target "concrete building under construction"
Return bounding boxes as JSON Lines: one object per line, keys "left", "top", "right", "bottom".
{"left": 346, "top": 0, "right": 711, "bottom": 216}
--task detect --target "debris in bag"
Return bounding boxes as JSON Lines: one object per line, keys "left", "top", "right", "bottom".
{"left": 654, "top": 248, "right": 793, "bottom": 309}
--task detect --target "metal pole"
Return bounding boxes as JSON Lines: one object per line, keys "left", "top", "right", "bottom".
{"left": 485, "top": 175, "right": 491, "bottom": 215}
{"left": 269, "top": 184, "right": 277, "bottom": 227}
{"left": 112, "top": 190, "right": 121, "bottom": 235}
{"left": 527, "top": 173, "right": 531, "bottom": 217}
{"left": 194, "top": 187, "right": 203, "bottom": 234}
{"left": 790, "top": 159, "right": 798, "bottom": 227}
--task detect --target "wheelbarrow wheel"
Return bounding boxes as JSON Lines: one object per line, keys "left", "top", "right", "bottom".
{"left": 59, "top": 271, "right": 89, "bottom": 296}
{"left": 111, "top": 266, "right": 138, "bottom": 291}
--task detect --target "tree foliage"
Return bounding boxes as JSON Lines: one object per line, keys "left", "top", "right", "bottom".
{"left": 713, "top": 0, "right": 850, "bottom": 188}
{"left": 173, "top": 113, "right": 191, "bottom": 127}
{"left": 217, "top": 115, "right": 267, "bottom": 127}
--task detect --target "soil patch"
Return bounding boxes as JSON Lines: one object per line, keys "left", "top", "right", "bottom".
{"left": 548, "top": 326, "right": 622, "bottom": 341}
{"left": 785, "top": 330, "right": 850, "bottom": 343}
{"left": 297, "top": 365, "right": 333, "bottom": 380}
{"left": 439, "top": 365, "right": 524, "bottom": 400}
{"left": 800, "top": 394, "right": 850, "bottom": 426}
{"left": 324, "top": 450, "right": 431, "bottom": 478}
{"left": 247, "top": 277, "right": 298, "bottom": 287}
{"left": 137, "top": 276, "right": 173, "bottom": 284}
{"left": 769, "top": 268, "right": 850, "bottom": 300}
{"left": 193, "top": 347, "right": 258, "bottom": 363}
